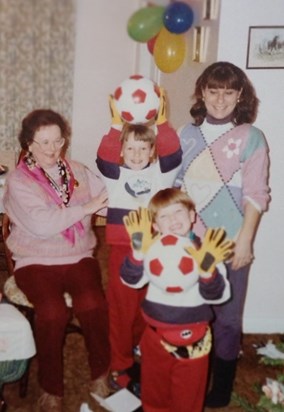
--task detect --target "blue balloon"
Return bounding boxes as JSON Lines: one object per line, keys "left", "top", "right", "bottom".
{"left": 163, "top": 2, "right": 194, "bottom": 34}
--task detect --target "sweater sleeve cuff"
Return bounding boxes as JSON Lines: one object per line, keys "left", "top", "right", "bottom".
{"left": 130, "top": 251, "right": 144, "bottom": 264}
{"left": 111, "top": 124, "right": 123, "bottom": 132}
{"left": 199, "top": 269, "right": 218, "bottom": 283}
{"left": 157, "top": 121, "right": 169, "bottom": 130}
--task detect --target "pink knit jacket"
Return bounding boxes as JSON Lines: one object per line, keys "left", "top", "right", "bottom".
{"left": 3, "top": 160, "right": 106, "bottom": 269}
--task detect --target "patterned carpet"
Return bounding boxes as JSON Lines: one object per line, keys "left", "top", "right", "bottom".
{"left": 0, "top": 224, "right": 283, "bottom": 412}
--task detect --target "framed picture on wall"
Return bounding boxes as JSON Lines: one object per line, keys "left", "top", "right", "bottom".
{"left": 246, "top": 26, "right": 284, "bottom": 69}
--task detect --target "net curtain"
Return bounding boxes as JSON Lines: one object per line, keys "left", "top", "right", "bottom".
{"left": 0, "top": 0, "right": 75, "bottom": 151}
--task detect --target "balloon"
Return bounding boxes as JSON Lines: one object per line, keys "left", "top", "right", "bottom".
{"left": 147, "top": 35, "right": 158, "bottom": 55}
{"left": 127, "top": 6, "right": 165, "bottom": 42}
{"left": 153, "top": 27, "right": 186, "bottom": 73}
{"left": 163, "top": 1, "right": 194, "bottom": 34}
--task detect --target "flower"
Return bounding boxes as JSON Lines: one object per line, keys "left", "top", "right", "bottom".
{"left": 262, "top": 378, "right": 284, "bottom": 406}
{"left": 222, "top": 137, "right": 242, "bottom": 159}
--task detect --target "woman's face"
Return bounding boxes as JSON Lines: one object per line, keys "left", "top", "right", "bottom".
{"left": 28, "top": 125, "right": 65, "bottom": 169}
{"left": 202, "top": 86, "right": 242, "bottom": 119}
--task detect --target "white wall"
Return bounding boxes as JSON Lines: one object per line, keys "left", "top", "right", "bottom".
{"left": 71, "top": 0, "right": 139, "bottom": 172}
{"left": 71, "top": 0, "right": 284, "bottom": 333}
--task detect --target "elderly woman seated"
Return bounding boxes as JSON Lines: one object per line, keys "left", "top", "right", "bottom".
{"left": 3, "top": 109, "right": 111, "bottom": 412}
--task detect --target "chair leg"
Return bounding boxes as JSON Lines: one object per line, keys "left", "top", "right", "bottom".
{"left": 19, "top": 361, "right": 31, "bottom": 398}
{"left": 16, "top": 306, "right": 35, "bottom": 398}
{"left": 0, "top": 399, "right": 6, "bottom": 412}
{"left": 0, "top": 387, "right": 7, "bottom": 412}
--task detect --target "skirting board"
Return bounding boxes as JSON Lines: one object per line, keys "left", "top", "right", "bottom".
{"left": 243, "top": 318, "right": 284, "bottom": 334}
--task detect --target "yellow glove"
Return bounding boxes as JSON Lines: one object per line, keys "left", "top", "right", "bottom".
{"left": 109, "top": 95, "right": 123, "bottom": 126}
{"left": 123, "top": 207, "right": 158, "bottom": 255}
{"left": 185, "top": 228, "right": 234, "bottom": 274}
{"left": 155, "top": 87, "right": 167, "bottom": 126}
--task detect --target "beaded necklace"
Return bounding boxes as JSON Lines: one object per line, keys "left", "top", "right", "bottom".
{"left": 25, "top": 153, "right": 71, "bottom": 205}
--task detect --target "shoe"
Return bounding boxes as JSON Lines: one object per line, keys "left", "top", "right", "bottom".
{"left": 127, "top": 380, "right": 141, "bottom": 398}
{"left": 89, "top": 375, "right": 110, "bottom": 398}
{"left": 205, "top": 358, "right": 238, "bottom": 408}
{"left": 109, "top": 369, "right": 130, "bottom": 391}
{"left": 38, "top": 392, "right": 63, "bottom": 412}
{"left": 109, "top": 368, "right": 141, "bottom": 398}
{"left": 127, "top": 362, "right": 141, "bottom": 398}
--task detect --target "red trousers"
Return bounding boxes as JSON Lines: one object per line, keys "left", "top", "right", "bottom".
{"left": 15, "top": 258, "right": 110, "bottom": 396}
{"left": 107, "top": 245, "right": 146, "bottom": 371}
{"left": 140, "top": 326, "right": 209, "bottom": 412}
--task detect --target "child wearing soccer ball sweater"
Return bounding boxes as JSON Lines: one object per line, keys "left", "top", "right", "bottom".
{"left": 120, "top": 188, "right": 233, "bottom": 412}
{"left": 96, "top": 91, "right": 182, "bottom": 391}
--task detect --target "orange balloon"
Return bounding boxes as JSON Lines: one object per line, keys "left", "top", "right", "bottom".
{"left": 153, "top": 27, "right": 186, "bottom": 73}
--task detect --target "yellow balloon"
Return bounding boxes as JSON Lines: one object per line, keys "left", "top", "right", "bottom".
{"left": 153, "top": 27, "right": 186, "bottom": 73}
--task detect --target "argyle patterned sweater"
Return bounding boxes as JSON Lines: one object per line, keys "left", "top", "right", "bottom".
{"left": 175, "top": 120, "right": 270, "bottom": 239}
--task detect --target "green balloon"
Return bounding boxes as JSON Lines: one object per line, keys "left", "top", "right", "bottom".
{"left": 127, "top": 6, "right": 165, "bottom": 43}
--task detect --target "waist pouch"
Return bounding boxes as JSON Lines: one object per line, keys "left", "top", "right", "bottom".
{"left": 155, "top": 322, "right": 208, "bottom": 346}
{"left": 153, "top": 324, "right": 212, "bottom": 359}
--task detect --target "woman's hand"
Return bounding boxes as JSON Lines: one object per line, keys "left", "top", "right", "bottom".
{"left": 230, "top": 203, "right": 260, "bottom": 270}
{"left": 83, "top": 189, "right": 108, "bottom": 216}
{"left": 231, "top": 232, "right": 254, "bottom": 270}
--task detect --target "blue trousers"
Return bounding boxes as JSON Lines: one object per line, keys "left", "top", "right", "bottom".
{"left": 211, "top": 263, "right": 250, "bottom": 360}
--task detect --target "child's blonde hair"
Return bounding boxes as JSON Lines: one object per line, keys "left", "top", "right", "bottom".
{"left": 148, "top": 188, "right": 195, "bottom": 221}
{"left": 120, "top": 123, "right": 156, "bottom": 146}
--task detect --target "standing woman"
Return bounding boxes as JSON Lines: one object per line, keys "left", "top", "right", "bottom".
{"left": 175, "top": 62, "right": 270, "bottom": 408}
{"left": 3, "top": 109, "right": 110, "bottom": 411}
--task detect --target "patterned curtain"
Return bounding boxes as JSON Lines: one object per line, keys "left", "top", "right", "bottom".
{"left": 0, "top": 0, "right": 75, "bottom": 151}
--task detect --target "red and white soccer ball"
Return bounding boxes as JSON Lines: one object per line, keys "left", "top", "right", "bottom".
{"left": 113, "top": 75, "right": 161, "bottom": 124}
{"left": 144, "top": 234, "right": 199, "bottom": 293}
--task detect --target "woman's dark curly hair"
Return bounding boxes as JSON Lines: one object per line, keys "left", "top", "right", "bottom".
{"left": 18, "top": 109, "right": 71, "bottom": 151}
{"left": 190, "top": 62, "right": 259, "bottom": 126}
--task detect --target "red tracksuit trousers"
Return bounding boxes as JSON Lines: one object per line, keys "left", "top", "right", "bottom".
{"left": 107, "top": 245, "right": 146, "bottom": 371}
{"left": 140, "top": 326, "right": 209, "bottom": 412}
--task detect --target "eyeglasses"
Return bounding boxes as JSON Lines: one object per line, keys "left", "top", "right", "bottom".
{"left": 32, "top": 138, "right": 65, "bottom": 151}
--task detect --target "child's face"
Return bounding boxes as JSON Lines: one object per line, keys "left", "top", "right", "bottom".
{"left": 121, "top": 132, "right": 155, "bottom": 171}
{"left": 153, "top": 202, "right": 195, "bottom": 237}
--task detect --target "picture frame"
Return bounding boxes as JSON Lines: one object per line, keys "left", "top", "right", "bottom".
{"left": 246, "top": 26, "right": 284, "bottom": 69}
